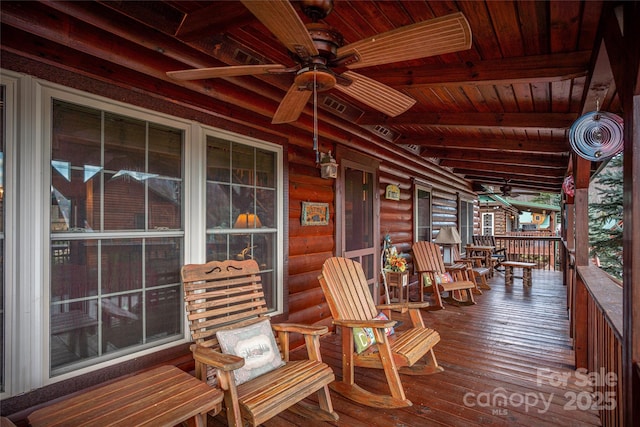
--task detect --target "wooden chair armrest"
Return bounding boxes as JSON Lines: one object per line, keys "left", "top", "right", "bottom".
{"left": 376, "top": 302, "right": 432, "bottom": 312}
{"left": 191, "top": 344, "right": 244, "bottom": 371}
{"left": 271, "top": 323, "right": 329, "bottom": 336}
{"left": 332, "top": 318, "right": 397, "bottom": 330}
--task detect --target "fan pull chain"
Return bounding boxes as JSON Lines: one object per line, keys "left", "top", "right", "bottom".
{"left": 313, "top": 66, "right": 320, "bottom": 163}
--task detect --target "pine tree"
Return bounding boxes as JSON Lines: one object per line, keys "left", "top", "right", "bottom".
{"left": 588, "top": 154, "right": 623, "bottom": 279}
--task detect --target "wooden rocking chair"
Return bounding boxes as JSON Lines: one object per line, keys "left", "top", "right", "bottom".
{"left": 412, "top": 241, "right": 477, "bottom": 309}
{"left": 453, "top": 245, "right": 492, "bottom": 291}
{"left": 318, "top": 257, "right": 443, "bottom": 408}
{"left": 182, "top": 259, "right": 338, "bottom": 427}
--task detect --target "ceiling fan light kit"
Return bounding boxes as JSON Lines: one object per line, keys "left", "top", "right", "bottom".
{"left": 167, "top": 0, "right": 472, "bottom": 125}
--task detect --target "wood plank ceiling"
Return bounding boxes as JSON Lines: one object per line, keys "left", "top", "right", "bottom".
{"left": 1, "top": 0, "right": 618, "bottom": 194}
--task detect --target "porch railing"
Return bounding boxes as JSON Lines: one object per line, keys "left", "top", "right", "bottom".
{"left": 494, "top": 234, "right": 562, "bottom": 271}
{"left": 574, "top": 265, "right": 623, "bottom": 426}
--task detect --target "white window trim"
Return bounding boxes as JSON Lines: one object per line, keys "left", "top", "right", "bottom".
{"left": 200, "top": 127, "right": 285, "bottom": 314}
{"left": 482, "top": 212, "right": 495, "bottom": 236}
{"left": 1, "top": 70, "right": 19, "bottom": 399}
{"left": 3, "top": 72, "right": 285, "bottom": 396}
{"left": 414, "top": 183, "right": 432, "bottom": 242}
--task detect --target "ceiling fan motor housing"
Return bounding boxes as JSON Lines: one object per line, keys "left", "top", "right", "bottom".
{"left": 300, "top": 0, "right": 334, "bottom": 21}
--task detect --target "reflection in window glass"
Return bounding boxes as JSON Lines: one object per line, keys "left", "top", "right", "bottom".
{"left": 49, "top": 100, "right": 184, "bottom": 375}
{"left": 416, "top": 187, "right": 432, "bottom": 241}
{"left": 206, "top": 136, "right": 279, "bottom": 311}
{"left": 345, "top": 168, "right": 373, "bottom": 251}
{"left": 460, "top": 200, "right": 474, "bottom": 249}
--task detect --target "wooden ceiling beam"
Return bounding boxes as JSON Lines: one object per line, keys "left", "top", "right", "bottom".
{"left": 442, "top": 159, "right": 566, "bottom": 177}
{"left": 425, "top": 149, "right": 568, "bottom": 168}
{"left": 362, "top": 51, "right": 591, "bottom": 88}
{"left": 398, "top": 136, "right": 570, "bottom": 154}
{"left": 358, "top": 112, "right": 577, "bottom": 129}
{"left": 462, "top": 172, "right": 561, "bottom": 187}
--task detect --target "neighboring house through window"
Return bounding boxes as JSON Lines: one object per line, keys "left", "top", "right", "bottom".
{"left": 1, "top": 75, "right": 284, "bottom": 397}
{"left": 482, "top": 212, "right": 495, "bottom": 236}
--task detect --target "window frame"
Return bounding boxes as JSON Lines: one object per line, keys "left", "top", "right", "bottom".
{"left": 41, "top": 85, "right": 192, "bottom": 382}
{"left": 0, "top": 74, "right": 286, "bottom": 397}
{"left": 203, "top": 130, "right": 284, "bottom": 314}
{"left": 0, "top": 71, "right": 18, "bottom": 399}
{"left": 459, "top": 198, "right": 474, "bottom": 250}
{"left": 482, "top": 212, "right": 495, "bottom": 236}
{"left": 414, "top": 182, "right": 433, "bottom": 242}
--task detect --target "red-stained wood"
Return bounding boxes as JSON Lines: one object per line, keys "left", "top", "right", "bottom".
{"left": 28, "top": 366, "right": 223, "bottom": 427}
{"left": 228, "top": 270, "right": 601, "bottom": 427}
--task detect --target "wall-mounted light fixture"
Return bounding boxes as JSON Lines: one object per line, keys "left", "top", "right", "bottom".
{"left": 319, "top": 151, "right": 338, "bottom": 179}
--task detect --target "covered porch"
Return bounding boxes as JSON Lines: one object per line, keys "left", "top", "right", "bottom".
{"left": 253, "top": 270, "right": 602, "bottom": 426}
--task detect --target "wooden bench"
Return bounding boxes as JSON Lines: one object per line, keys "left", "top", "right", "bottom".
{"left": 501, "top": 261, "right": 537, "bottom": 286}
{"left": 28, "top": 365, "right": 223, "bottom": 427}
{"left": 182, "top": 259, "right": 338, "bottom": 427}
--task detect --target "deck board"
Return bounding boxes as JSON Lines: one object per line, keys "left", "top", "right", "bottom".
{"left": 210, "top": 270, "right": 601, "bottom": 426}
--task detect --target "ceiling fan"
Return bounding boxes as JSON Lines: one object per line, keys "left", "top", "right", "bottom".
{"left": 479, "top": 180, "right": 542, "bottom": 198}
{"left": 166, "top": 0, "right": 472, "bottom": 124}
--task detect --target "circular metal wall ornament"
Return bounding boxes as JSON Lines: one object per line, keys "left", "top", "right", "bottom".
{"left": 569, "top": 111, "right": 624, "bottom": 161}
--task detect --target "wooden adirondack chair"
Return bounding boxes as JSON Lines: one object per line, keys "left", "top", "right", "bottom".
{"left": 472, "top": 234, "right": 507, "bottom": 269}
{"left": 453, "top": 245, "right": 491, "bottom": 290}
{"left": 318, "top": 257, "right": 443, "bottom": 409}
{"left": 412, "top": 241, "right": 477, "bottom": 309}
{"left": 182, "top": 259, "right": 338, "bottom": 427}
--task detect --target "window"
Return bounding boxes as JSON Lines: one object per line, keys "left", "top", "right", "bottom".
{"left": 459, "top": 199, "right": 474, "bottom": 249}
{"left": 482, "top": 212, "right": 494, "bottom": 236}
{"left": 0, "top": 84, "right": 6, "bottom": 392}
{"left": 49, "top": 100, "right": 184, "bottom": 375}
{"left": 415, "top": 185, "right": 432, "bottom": 241}
{"left": 1, "top": 75, "right": 284, "bottom": 397}
{"left": 205, "top": 135, "right": 283, "bottom": 312}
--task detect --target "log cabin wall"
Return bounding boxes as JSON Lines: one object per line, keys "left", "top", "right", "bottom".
{"left": 0, "top": 51, "right": 475, "bottom": 413}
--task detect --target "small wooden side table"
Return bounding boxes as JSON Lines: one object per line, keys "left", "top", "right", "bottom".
{"left": 502, "top": 261, "right": 537, "bottom": 286}
{"left": 28, "top": 365, "right": 223, "bottom": 427}
{"left": 385, "top": 271, "right": 413, "bottom": 302}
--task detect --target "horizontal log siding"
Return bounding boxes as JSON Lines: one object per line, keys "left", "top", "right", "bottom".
{"left": 287, "top": 143, "right": 336, "bottom": 344}
{"left": 379, "top": 164, "right": 413, "bottom": 256}
{"left": 432, "top": 188, "right": 459, "bottom": 235}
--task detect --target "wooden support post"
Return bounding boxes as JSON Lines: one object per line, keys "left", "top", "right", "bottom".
{"left": 573, "top": 154, "right": 591, "bottom": 369}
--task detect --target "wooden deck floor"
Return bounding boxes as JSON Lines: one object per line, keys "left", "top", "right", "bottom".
{"left": 217, "top": 270, "right": 602, "bottom": 426}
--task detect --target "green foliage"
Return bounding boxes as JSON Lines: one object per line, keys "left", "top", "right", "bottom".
{"left": 532, "top": 192, "right": 561, "bottom": 207}
{"left": 588, "top": 154, "right": 623, "bottom": 279}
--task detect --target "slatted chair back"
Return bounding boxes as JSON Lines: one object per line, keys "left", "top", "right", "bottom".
{"left": 473, "top": 234, "right": 497, "bottom": 247}
{"left": 412, "top": 241, "right": 476, "bottom": 309}
{"left": 318, "top": 256, "right": 379, "bottom": 322}
{"left": 182, "top": 259, "right": 269, "bottom": 353}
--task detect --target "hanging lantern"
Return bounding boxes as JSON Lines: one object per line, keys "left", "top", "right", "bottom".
{"left": 320, "top": 151, "right": 338, "bottom": 179}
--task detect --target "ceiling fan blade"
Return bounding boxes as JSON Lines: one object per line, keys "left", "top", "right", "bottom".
{"left": 272, "top": 83, "right": 312, "bottom": 124}
{"left": 166, "top": 64, "right": 288, "bottom": 81}
{"left": 338, "top": 12, "right": 472, "bottom": 69}
{"left": 334, "top": 71, "right": 415, "bottom": 117}
{"left": 240, "top": 0, "right": 319, "bottom": 58}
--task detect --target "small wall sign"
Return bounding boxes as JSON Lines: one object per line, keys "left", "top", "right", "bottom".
{"left": 301, "top": 202, "right": 330, "bottom": 226}
{"left": 385, "top": 184, "right": 400, "bottom": 200}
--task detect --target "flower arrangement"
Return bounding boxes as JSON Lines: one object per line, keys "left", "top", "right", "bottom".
{"left": 384, "top": 249, "right": 407, "bottom": 272}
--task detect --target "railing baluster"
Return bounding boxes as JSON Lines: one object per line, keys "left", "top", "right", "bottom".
{"left": 495, "top": 233, "right": 561, "bottom": 271}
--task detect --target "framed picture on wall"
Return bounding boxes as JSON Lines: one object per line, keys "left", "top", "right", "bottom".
{"left": 301, "top": 202, "right": 330, "bottom": 226}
